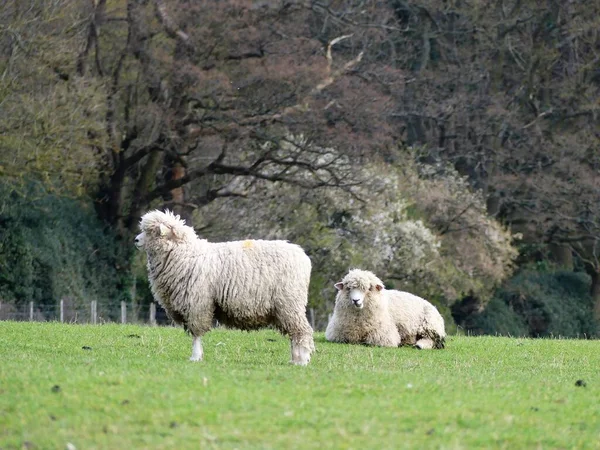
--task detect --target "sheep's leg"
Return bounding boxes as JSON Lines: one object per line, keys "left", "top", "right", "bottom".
{"left": 274, "top": 304, "right": 314, "bottom": 365}
{"left": 280, "top": 320, "right": 314, "bottom": 366}
{"left": 415, "top": 338, "right": 434, "bottom": 350}
{"left": 187, "top": 300, "right": 215, "bottom": 362}
{"left": 290, "top": 334, "right": 312, "bottom": 366}
{"left": 294, "top": 319, "right": 315, "bottom": 366}
{"left": 189, "top": 335, "right": 204, "bottom": 361}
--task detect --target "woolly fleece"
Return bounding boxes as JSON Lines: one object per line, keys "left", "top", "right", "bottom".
{"left": 325, "top": 270, "right": 401, "bottom": 347}
{"left": 387, "top": 289, "right": 446, "bottom": 349}
{"left": 325, "top": 269, "right": 446, "bottom": 349}
{"left": 136, "top": 210, "right": 315, "bottom": 365}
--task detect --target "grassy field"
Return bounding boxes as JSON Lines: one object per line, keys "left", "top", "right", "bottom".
{"left": 0, "top": 322, "right": 599, "bottom": 449}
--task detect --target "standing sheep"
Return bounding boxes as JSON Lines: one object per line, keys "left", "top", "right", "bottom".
{"left": 135, "top": 210, "right": 315, "bottom": 365}
{"left": 325, "top": 269, "right": 445, "bottom": 349}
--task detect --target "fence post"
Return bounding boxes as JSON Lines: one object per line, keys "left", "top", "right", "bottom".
{"left": 91, "top": 300, "right": 97, "bottom": 325}
{"left": 149, "top": 302, "right": 156, "bottom": 326}
{"left": 131, "top": 276, "right": 137, "bottom": 303}
{"left": 309, "top": 308, "right": 315, "bottom": 329}
{"left": 29, "top": 301, "right": 34, "bottom": 321}
{"left": 121, "top": 301, "right": 126, "bottom": 324}
{"left": 60, "top": 299, "right": 64, "bottom": 323}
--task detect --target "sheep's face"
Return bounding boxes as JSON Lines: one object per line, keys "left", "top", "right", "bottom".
{"left": 135, "top": 223, "right": 182, "bottom": 251}
{"left": 136, "top": 210, "right": 197, "bottom": 251}
{"left": 335, "top": 281, "right": 383, "bottom": 310}
{"left": 134, "top": 231, "right": 147, "bottom": 249}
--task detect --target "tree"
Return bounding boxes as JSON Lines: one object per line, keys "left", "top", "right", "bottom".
{"left": 195, "top": 139, "right": 516, "bottom": 328}
{"left": 71, "top": 0, "right": 404, "bottom": 237}
{"left": 3, "top": 0, "right": 535, "bottom": 327}
{"left": 330, "top": 0, "right": 600, "bottom": 316}
{"left": 0, "top": 0, "right": 104, "bottom": 195}
{"left": 1, "top": 0, "right": 522, "bottom": 319}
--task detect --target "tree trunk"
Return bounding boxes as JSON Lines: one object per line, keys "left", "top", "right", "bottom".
{"left": 486, "top": 195, "right": 500, "bottom": 217}
{"left": 169, "top": 161, "right": 193, "bottom": 225}
{"left": 549, "top": 243, "right": 573, "bottom": 271}
{"left": 590, "top": 269, "right": 600, "bottom": 321}
{"left": 170, "top": 162, "right": 185, "bottom": 207}
{"left": 126, "top": 149, "right": 163, "bottom": 231}
{"left": 108, "top": 164, "right": 126, "bottom": 232}
{"left": 96, "top": 155, "right": 126, "bottom": 233}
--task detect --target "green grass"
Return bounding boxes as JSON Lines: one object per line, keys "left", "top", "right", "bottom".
{"left": 0, "top": 323, "right": 599, "bottom": 449}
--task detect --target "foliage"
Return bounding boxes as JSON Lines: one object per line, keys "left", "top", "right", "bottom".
{"left": 457, "top": 295, "right": 529, "bottom": 338}
{"left": 0, "top": 1, "right": 105, "bottom": 195}
{"left": 456, "top": 270, "right": 599, "bottom": 338}
{"left": 1, "top": 322, "right": 600, "bottom": 449}
{"left": 359, "top": 0, "right": 600, "bottom": 300}
{"left": 11, "top": 0, "right": 391, "bottom": 233}
{"left": 404, "top": 156, "right": 518, "bottom": 300}
{"left": 0, "top": 182, "right": 128, "bottom": 318}
{"left": 2, "top": 0, "right": 599, "bottom": 330}
{"left": 195, "top": 137, "right": 517, "bottom": 329}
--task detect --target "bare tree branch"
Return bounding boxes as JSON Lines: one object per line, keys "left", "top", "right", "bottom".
{"left": 76, "top": 0, "right": 107, "bottom": 76}
{"left": 238, "top": 37, "right": 364, "bottom": 126}
{"left": 153, "top": 0, "right": 194, "bottom": 49}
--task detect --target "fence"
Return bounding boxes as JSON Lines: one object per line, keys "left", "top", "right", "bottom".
{"left": 0, "top": 300, "right": 327, "bottom": 330}
{"left": 0, "top": 300, "right": 164, "bottom": 325}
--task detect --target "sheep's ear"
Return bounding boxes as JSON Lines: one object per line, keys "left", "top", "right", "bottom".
{"left": 334, "top": 282, "right": 344, "bottom": 291}
{"left": 374, "top": 284, "right": 384, "bottom": 292}
{"left": 159, "top": 223, "right": 171, "bottom": 237}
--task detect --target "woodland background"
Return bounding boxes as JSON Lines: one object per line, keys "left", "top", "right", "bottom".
{"left": 1, "top": 0, "right": 599, "bottom": 336}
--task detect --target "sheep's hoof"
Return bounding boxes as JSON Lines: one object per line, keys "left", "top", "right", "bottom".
{"left": 290, "top": 358, "right": 310, "bottom": 366}
{"left": 291, "top": 347, "right": 311, "bottom": 366}
{"left": 189, "top": 356, "right": 203, "bottom": 362}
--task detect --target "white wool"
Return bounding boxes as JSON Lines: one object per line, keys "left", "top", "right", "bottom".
{"left": 386, "top": 290, "right": 446, "bottom": 349}
{"left": 136, "top": 210, "right": 315, "bottom": 365}
{"left": 325, "top": 269, "right": 400, "bottom": 347}
{"left": 325, "top": 269, "right": 446, "bottom": 349}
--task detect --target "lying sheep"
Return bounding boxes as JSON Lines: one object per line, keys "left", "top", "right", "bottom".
{"left": 135, "top": 210, "right": 315, "bottom": 365}
{"left": 387, "top": 289, "right": 446, "bottom": 349}
{"left": 325, "top": 269, "right": 445, "bottom": 349}
{"left": 325, "top": 270, "right": 401, "bottom": 347}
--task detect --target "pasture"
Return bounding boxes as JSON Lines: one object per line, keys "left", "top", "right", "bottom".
{"left": 0, "top": 322, "right": 598, "bottom": 449}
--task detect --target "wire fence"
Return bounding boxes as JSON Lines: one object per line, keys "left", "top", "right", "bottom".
{"left": 0, "top": 300, "right": 163, "bottom": 325}
{"left": 0, "top": 300, "right": 327, "bottom": 330}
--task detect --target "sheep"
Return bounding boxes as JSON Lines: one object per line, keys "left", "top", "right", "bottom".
{"left": 386, "top": 289, "right": 446, "bottom": 349}
{"left": 325, "top": 269, "right": 401, "bottom": 347}
{"left": 325, "top": 269, "right": 446, "bottom": 349}
{"left": 135, "top": 210, "right": 315, "bottom": 365}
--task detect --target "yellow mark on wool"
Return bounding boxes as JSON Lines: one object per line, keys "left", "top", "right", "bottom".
{"left": 242, "top": 240, "right": 254, "bottom": 249}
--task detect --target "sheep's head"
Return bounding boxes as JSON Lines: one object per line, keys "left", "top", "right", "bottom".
{"left": 334, "top": 269, "right": 384, "bottom": 310}
{"left": 135, "top": 210, "right": 195, "bottom": 251}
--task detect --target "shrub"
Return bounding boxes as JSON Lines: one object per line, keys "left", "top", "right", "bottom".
{"left": 0, "top": 182, "right": 128, "bottom": 320}
{"left": 193, "top": 137, "right": 517, "bottom": 329}
{"left": 456, "top": 269, "right": 599, "bottom": 338}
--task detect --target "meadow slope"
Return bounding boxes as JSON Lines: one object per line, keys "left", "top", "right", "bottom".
{"left": 0, "top": 322, "right": 599, "bottom": 449}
